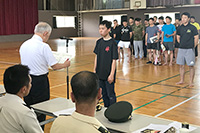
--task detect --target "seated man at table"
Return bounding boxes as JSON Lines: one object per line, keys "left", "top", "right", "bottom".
{"left": 50, "top": 71, "right": 108, "bottom": 133}
{"left": 0, "top": 64, "right": 43, "bottom": 133}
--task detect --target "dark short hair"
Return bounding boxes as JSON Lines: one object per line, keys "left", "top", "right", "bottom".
{"left": 122, "top": 20, "right": 127, "bottom": 23}
{"left": 144, "top": 18, "right": 149, "bottom": 21}
{"left": 158, "top": 16, "right": 164, "bottom": 20}
{"left": 191, "top": 16, "right": 195, "bottom": 19}
{"left": 181, "top": 12, "right": 190, "bottom": 18}
{"left": 3, "top": 64, "right": 30, "bottom": 94}
{"left": 135, "top": 18, "right": 141, "bottom": 22}
{"left": 100, "top": 20, "right": 112, "bottom": 29}
{"left": 71, "top": 71, "right": 99, "bottom": 103}
{"left": 113, "top": 19, "right": 118, "bottom": 22}
{"left": 153, "top": 16, "right": 157, "bottom": 19}
{"left": 166, "top": 16, "right": 172, "bottom": 21}
{"left": 129, "top": 17, "right": 134, "bottom": 20}
{"left": 149, "top": 18, "right": 154, "bottom": 21}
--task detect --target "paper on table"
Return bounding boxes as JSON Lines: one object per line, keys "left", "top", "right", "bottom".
{"left": 53, "top": 107, "right": 75, "bottom": 116}
{"left": 132, "top": 124, "right": 172, "bottom": 133}
{"left": 168, "top": 121, "right": 197, "bottom": 133}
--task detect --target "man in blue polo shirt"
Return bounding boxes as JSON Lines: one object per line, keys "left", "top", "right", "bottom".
{"left": 176, "top": 12, "right": 199, "bottom": 87}
{"left": 161, "top": 16, "right": 176, "bottom": 66}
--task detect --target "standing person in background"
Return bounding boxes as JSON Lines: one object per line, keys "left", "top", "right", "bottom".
{"left": 132, "top": 18, "right": 145, "bottom": 60}
{"left": 118, "top": 20, "right": 133, "bottom": 62}
{"left": 113, "top": 19, "right": 123, "bottom": 59}
{"left": 174, "top": 18, "right": 181, "bottom": 63}
{"left": 20, "top": 22, "right": 70, "bottom": 129}
{"left": 129, "top": 17, "right": 135, "bottom": 56}
{"left": 157, "top": 16, "right": 165, "bottom": 35}
{"left": 161, "top": 16, "right": 176, "bottom": 66}
{"left": 156, "top": 16, "right": 165, "bottom": 65}
{"left": 153, "top": 16, "right": 159, "bottom": 25}
{"left": 143, "top": 18, "right": 149, "bottom": 58}
{"left": 145, "top": 18, "right": 160, "bottom": 64}
{"left": 190, "top": 16, "right": 200, "bottom": 57}
{"left": 176, "top": 12, "right": 199, "bottom": 87}
{"left": 94, "top": 20, "right": 118, "bottom": 107}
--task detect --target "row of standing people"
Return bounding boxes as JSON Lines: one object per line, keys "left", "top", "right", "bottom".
{"left": 110, "top": 15, "right": 199, "bottom": 66}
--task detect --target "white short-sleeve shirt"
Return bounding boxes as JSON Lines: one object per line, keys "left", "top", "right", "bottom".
{"left": 0, "top": 94, "right": 43, "bottom": 133}
{"left": 20, "top": 35, "right": 58, "bottom": 75}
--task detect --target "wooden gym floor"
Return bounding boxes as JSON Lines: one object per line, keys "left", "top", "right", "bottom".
{"left": 0, "top": 37, "right": 200, "bottom": 132}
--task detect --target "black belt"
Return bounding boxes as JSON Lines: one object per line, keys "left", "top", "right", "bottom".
{"left": 30, "top": 73, "right": 49, "bottom": 77}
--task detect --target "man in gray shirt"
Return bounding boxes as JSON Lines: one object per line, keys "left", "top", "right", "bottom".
{"left": 145, "top": 18, "right": 160, "bottom": 64}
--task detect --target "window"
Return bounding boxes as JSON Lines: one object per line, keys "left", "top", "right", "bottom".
{"left": 145, "top": 12, "right": 179, "bottom": 24}
{"left": 54, "top": 16, "right": 76, "bottom": 28}
{"left": 100, "top": 14, "right": 126, "bottom": 26}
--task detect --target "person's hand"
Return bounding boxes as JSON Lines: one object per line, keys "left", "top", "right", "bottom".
{"left": 108, "top": 74, "right": 114, "bottom": 84}
{"left": 145, "top": 42, "right": 147, "bottom": 46}
{"left": 161, "top": 41, "right": 163, "bottom": 44}
{"left": 64, "top": 59, "right": 70, "bottom": 67}
{"left": 165, "top": 34, "right": 170, "bottom": 38}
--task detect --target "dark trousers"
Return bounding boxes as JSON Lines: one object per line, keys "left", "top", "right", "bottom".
{"left": 24, "top": 73, "right": 50, "bottom": 130}
{"left": 130, "top": 37, "right": 134, "bottom": 55}
{"left": 99, "top": 80, "right": 116, "bottom": 107}
{"left": 195, "top": 45, "right": 198, "bottom": 57}
{"left": 143, "top": 39, "right": 147, "bottom": 57}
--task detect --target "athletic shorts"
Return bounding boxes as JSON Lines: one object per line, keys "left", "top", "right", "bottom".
{"left": 118, "top": 41, "right": 130, "bottom": 48}
{"left": 177, "top": 48, "right": 195, "bottom": 66}
{"left": 175, "top": 42, "right": 180, "bottom": 48}
{"left": 147, "top": 43, "right": 157, "bottom": 50}
{"left": 156, "top": 42, "right": 161, "bottom": 50}
{"left": 163, "top": 42, "right": 174, "bottom": 51}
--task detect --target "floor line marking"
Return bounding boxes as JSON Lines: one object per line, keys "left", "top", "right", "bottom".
{"left": 0, "top": 61, "right": 18, "bottom": 65}
{"left": 116, "top": 71, "right": 185, "bottom": 99}
{"left": 154, "top": 92, "right": 200, "bottom": 117}
{"left": 50, "top": 83, "right": 67, "bottom": 89}
{"left": 132, "top": 88, "right": 183, "bottom": 111}
{"left": 117, "top": 64, "right": 147, "bottom": 73}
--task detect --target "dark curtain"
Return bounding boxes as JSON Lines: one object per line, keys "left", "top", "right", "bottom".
{"left": 0, "top": 0, "right": 38, "bottom": 35}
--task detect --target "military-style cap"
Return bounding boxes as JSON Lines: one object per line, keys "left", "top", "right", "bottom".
{"left": 104, "top": 101, "right": 133, "bottom": 123}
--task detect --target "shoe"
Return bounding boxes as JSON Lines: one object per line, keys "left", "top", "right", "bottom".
{"left": 146, "top": 61, "right": 152, "bottom": 64}
{"left": 157, "top": 61, "right": 162, "bottom": 66}
{"left": 153, "top": 62, "right": 158, "bottom": 66}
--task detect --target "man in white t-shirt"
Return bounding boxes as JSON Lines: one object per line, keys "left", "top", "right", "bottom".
{"left": 19, "top": 22, "right": 70, "bottom": 128}
{"left": 156, "top": 16, "right": 165, "bottom": 65}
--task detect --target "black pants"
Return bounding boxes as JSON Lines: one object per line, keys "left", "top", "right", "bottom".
{"left": 99, "top": 80, "right": 116, "bottom": 107}
{"left": 195, "top": 45, "right": 198, "bottom": 57}
{"left": 24, "top": 73, "right": 50, "bottom": 130}
{"left": 143, "top": 39, "right": 147, "bottom": 57}
{"left": 130, "top": 37, "right": 134, "bottom": 55}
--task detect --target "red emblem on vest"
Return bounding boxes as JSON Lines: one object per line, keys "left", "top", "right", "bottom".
{"left": 105, "top": 46, "right": 110, "bottom": 52}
